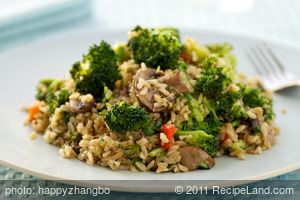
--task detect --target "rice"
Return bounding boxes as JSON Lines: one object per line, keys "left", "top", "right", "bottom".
{"left": 247, "top": 110, "right": 257, "bottom": 119}
{"left": 160, "top": 133, "right": 169, "bottom": 144}
{"left": 26, "top": 77, "right": 278, "bottom": 173}
{"left": 29, "top": 131, "right": 38, "bottom": 140}
{"left": 23, "top": 27, "right": 279, "bottom": 173}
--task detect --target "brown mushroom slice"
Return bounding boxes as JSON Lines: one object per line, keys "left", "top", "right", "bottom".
{"left": 69, "top": 99, "right": 94, "bottom": 113}
{"left": 134, "top": 68, "right": 168, "bottom": 112}
{"left": 138, "top": 89, "right": 167, "bottom": 112}
{"left": 135, "top": 67, "right": 157, "bottom": 81}
{"left": 163, "top": 71, "right": 189, "bottom": 93}
{"left": 178, "top": 146, "right": 215, "bottom": 171}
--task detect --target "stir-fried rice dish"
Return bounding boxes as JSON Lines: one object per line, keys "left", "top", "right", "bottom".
{"left": 23, "top": 26, "right": 279, "bottom": 173}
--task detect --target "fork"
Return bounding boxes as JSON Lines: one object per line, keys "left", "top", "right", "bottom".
{"left": 246, "top": 43, "right": 300, "bottom": 91}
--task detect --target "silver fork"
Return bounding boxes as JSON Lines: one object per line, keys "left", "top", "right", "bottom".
{"left": 246, "top": 43, "right": 300, "bottom": 91}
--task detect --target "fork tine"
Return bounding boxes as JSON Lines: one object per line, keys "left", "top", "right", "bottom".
{"left": 262, "top": 42, "right": 285, "bottom": 73}
{"left": 247, "top": 43, "right": 300, "bottom": 91}
{"left": 246, "top": 49, "right": 263, "bottom": 76}
{"left": 255, "top": 44, "right": 283, "bottom": 79}
{"left": 248, "top": 46, "right": 272, "bottom": 78}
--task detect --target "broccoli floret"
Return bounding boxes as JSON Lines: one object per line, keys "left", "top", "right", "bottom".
{"left": 36, "top": 79, "right": 70, "bottom": 113}
{"left": 231, "top": 100, "right": 248, "bottom": 119}
{"left": 178, "top": 95, "right": 222, "bottom": 156}
{"left": 46, "top": 89, "right": 71, "bottom": 113}
{"left": 156, "top": 27, "right": 180, "bottom": 39}
{"left": 241, "top": 86, "right": 275, "bottom": 121}
{"left": 114, "top": 43, "right": 130, "bottom": 64}
{"left": 207, "top": 43, "right": 232, "bottom": 57}
{"left": 128, "top": 26, "right": 182, "bottom": 69}
{"left": 125, "top": 144, "right": 141, "bottom": 158}
{"left": 144, "top": 118, "right": 162, "bottom": 136}
{"left": 104, "top": 102, "right": 150, "bottom": 133}
{"left": 230, "top": 140, "right": 247, "bottom": 151}
{"left": 70, "top": 41, "right": 121, "bottom": 99}
{"left": 215, "top": 90, "right": 247, "bottom": 121}
{"left": 177, "top": 60, "right": 188, "bottom": 71}
{"left": 70, "top": 61, "right": 86, "bottom": 80}
{"left": 176, "top": 60, "right": 193, "bottom": 91}
{"left": 185, "top": 95, "right": 203, "bottom": 120}
{"left": 63, "top": 111, "right": 71, "bottom": 125}
{"left": 180, "top": 93, "right": 222, "bottom": 134}
{"left": 36, "top": 79, "right": 55, "bottom": 101}
{"left": 176, "top": 130, "right": 218, "bottom": 157}
{"left": 148, "top": 147, "right": 165, "bottom": 157}
{"left": 194, "top": 55, "right": 247, "bottom": 121}
{"left": 195, "top": 55, "right": 233, "bottom": 98}
{"left": 207, "top": 43, "right": 237, "bottom": 67}
{"left": 183, "top": 37, "right": 210, "bottom": 63}
{"left": 180, "top": 115, "right": 222, "bottom": 136}
{"left": 184, "top": 94, "right": 209, "bottom": 122}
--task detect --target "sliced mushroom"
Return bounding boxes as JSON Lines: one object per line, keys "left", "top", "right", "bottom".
{"left": 163, "top": 71, "right": 189, "bottom": 93}
{"left": 249, "top": 119, "right": 259, "bottom": 132}
{"left": 72, "top": 145, "right": 81, "bottom": 154}
{"left": 69, "top": 99, "right": 94, "bottom": 113}
{"left": 178, "top": 146, "right": 215, "bottom": 171}
{"left": 135, "top": 67, "right": 157, "bottom": 82}
{"left": 134, "top": 68, "right": 173, "bottom": 112}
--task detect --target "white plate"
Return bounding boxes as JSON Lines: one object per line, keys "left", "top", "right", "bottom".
{"left": 0, "top": 29, "right": 300, "bottom": 192}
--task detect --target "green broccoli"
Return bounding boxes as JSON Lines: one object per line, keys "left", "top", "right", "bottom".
{"left": 144, "top": 118, "right": 163, "bottom": 136}
{"left": 180, "top": 114, "right": 223, "bottom": 136}
{"left": 35, "top": 79, "right": 70, "bottom": 113}
{"left": 184, "top": 94, "right": 209, "bottom": 122}
{"left": 128, "top": 26, "right": 183, "bottom": 69}
{"left": 36, "top": 79, "right": 55, "bottom": 101}
{"left": 125, "top": 144, "right": 141, "bottom": 158}
{"left": 195, "top": 55, "right": 233, "bottom": 98}
{"left": 70, "top": 41, "right": 121, "bottom": 99}
{"left": 182, "top": 37, "right": 211, "bottom": 63}
{"left": 104, "top": 102, "right": 151, "bottom": 133}
{"left": 178, "top": 94, "right": 222, "bottom": 157}
{"left": 230, "top": 100, "right": 248, "bottom": 120}
{"left": 230, "top": 140, "right": 247, "bottom": 151}
{"left": 206, "top": 43, "right": 237, "bottom": 67}
{"left": 69, "top": 61, "right": 86, "bottom": 80}
{"left": 176, "top": 60, "right": 193, "bottom": 90}
{"left": 241, "top": 85, "right": 274, "bottom": 121}
{"left": 214, "top": 90, "right": 247, "bottom": 121}
{"left": 148, "top": 147, "right": 165, "bottom": 157}
{"left": 176, "top": 130, "right": 219, "bottom": 157}
{"left": 156, "top": 27, "right": 180, "bottom": 39}
{"left": 62, "top": 111, "right": 71, "bottom": 126}
{"left": 207, "top": 43, "right": 232, "bottom": 57}
{"left": 46, "top": 89, "right": 71, "bottom": 113}
{"left": 194, "top": 55, "right": 248, "bottom": 121}
{"left": 113, "top": 43, "right": 130, "bottom": 64}
{"left": 180, "top": 93, "right": 222, "bottom": 134}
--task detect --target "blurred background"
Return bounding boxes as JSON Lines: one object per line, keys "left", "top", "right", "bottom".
{"left": 1, "top": 0, "right": 300, "bottom": 52}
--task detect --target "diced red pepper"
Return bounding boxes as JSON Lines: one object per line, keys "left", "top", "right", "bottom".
{"left": 160, "top": 124, "right": 177, "bottom": 150}
{"left": 180, "top": 52, "right": 193, "bottom": 64}
{"left": 28, "top": 105, "right": 40, "bottom": 122}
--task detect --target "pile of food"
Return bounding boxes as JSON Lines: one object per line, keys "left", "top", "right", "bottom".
{"left": 24, "top": 26, "right": 279, "bottom": 173}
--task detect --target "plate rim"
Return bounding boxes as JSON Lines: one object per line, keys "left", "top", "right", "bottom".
{"left": 0, "top": 28, "right": 300, "bottom": 192}
{"left": 1, "top": 159, "right": 299, "bottom": 192}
